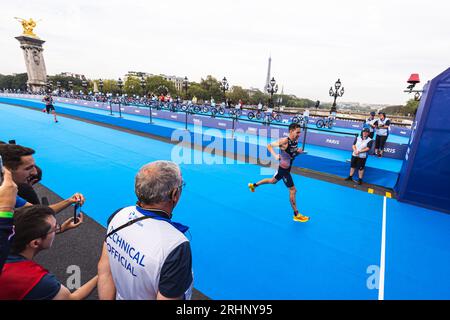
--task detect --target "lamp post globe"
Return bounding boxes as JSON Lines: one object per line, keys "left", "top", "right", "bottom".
{"left": 117, "top": 78, "right": 124, "bottom": 117}
{"left": 266, "top": 77, "right": 278, "bottom": 110}
{"left": 329, "top": 78, "right": 344, "bottom": 110}
{"left": 220, "top": 77, "right": 229, "bottom": 104}
{"left": 140, "top": 77, "right": 146, "bottom": 98}
{"left": 183, "top": 76, "right": 189, "bottom": 99}
{"left": 99, "top": 79, "right": 104, "bottom": 95}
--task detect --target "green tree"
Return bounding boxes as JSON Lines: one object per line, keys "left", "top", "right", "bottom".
{"left": 199, "top": 75, "right": 222, "bottom": 101}
{"left": 0, "top": 75, "right": 14, "bottom": 90}
{"left": 380, "top": 99, "right": 419, "bottom": 116}
{"left": 227, "top": 86, "right": 250, "bottom": 104}
{"left": 11, "top": 73, "right": 28, "bottom": 91}
{"left": 145, "top": 76, "right": 177, "bottom": 96}
{"left": 0, "top": 73, "right": 28, "bottom": 91}
{"left": 124, "top": 76, "right": 141, "bottom": 96}
{"left": 47, "top": 75, "right": 82, "bottom": 92}
{"left": 187, "top": 83, "right": 208, "bottom": 102}
{"left": 405, "top": 99, "right": 419, "bottom": 115}
{"left": 248, "top": 90, "right": 269, "bottom": 105}
{"left": 102, "top": 79, "right": 119, "bottom": 95}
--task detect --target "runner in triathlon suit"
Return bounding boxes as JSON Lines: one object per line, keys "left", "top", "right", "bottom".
{"left": 42, "top": 94, "right": 58, "bottom": 123}
{"left": 248, "top": 123, "right": 309, "bottom": 222}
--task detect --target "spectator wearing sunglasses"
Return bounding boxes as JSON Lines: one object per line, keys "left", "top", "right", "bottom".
{"left": 0, "top": 205, "right": 97, "bottom": 300}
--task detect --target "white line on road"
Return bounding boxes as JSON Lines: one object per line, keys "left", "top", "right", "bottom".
{"left": 378, "top": 196, "right": 387, "bottom": 300}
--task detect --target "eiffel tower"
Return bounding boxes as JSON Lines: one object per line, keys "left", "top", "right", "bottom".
{"left": 264, "top": 56, "right": 271, "bottom": 91}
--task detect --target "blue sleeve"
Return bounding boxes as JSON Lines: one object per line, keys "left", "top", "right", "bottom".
{"left": 159, "top": 242, "right": 193, "bottom": 299}
{"left": 24, "top": 273, "right": 61, "bottom": 300}
{"left": 15, "top": 195, "right": 27, "bottom": 208}
{"left": 367, "top": 140, "right": 374, "bottom": 149}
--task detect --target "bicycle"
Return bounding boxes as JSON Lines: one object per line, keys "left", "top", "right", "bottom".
{"left": 168, "top": 102, "right": 179, "bottom": 112}
{"left": 180, "top": 103, "right": 198, "bottom": 114}
{"left": 291, "top": 115, "right": 306, "bottom": 127}
{"left": 210, "top": 106, "right": 225, "bottom": 116}
{"left": 316, "top": 117, "right": 334, "bottom": 129}
{"left": 198, "top": 105, "right": 209, "bottom": 114}
{"left": 268, "top": 111, "right": 281, "bottom": 122}
{"left": 247, "top": 109, "right": 264, "bottom": 120}
{"left": 229, "top": 108, "right": 242, "bottom": 117}
{"left": 157, "top": 101, "right": 167, "bottom": 111}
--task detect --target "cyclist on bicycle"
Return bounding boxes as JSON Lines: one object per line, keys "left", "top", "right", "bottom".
{"left": 303, "top": 108, "right": 310, "bottom": 124}
{"left": 257, "top": 102, "right": 264, "bottom": 117}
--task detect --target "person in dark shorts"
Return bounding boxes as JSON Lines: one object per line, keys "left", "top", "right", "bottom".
{"left": 345, "top": 128, "right": 373, "bottom": 185}
{"left": 42, "top": 94, "right": 58, "bottom": 123}
{"left": 248, "top": 123, "right": 309, "bottom": 222}
{"left": 374, "top": 112, "right": 390, "bottom": 157}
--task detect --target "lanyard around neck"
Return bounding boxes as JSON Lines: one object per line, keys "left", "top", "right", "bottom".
{"left": 104, "top": 207, "right": 189, "bottom": 241}
{"left": 135, "top": 206, "right": 189, "bottom": 234}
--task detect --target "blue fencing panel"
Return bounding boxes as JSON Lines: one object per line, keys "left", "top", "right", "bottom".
{"left": 396, "top": 68, "right": 450, "bottom": 214}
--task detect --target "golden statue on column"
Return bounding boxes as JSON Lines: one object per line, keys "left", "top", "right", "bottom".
{"left": 14, "top": 17, "right": 40, "bottom": 38}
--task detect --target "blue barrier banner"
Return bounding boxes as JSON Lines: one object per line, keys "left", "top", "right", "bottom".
{"left": 0, "top": 96, "right": 400, "bottom": 189}
{"left": 0, "top": 94, "right": 407, "bottom": 159}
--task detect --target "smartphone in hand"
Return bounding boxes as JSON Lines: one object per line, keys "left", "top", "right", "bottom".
{"left": 74, "top": 202, "right": 81, "bottom": 223}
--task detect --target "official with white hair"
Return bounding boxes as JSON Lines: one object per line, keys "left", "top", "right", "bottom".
{"left": 97, "top": 160, "right": 193, "bottom": 300}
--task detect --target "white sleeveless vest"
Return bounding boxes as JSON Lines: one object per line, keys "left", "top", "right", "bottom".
{"left": 376, "top": 118, "right": 390, "bottom": 136}
{"left": 353, "top": 136, "right": 372, "bottom": 158}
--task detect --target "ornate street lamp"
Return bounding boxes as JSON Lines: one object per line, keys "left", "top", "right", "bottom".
{"left": 46, "top": 79, "right": 53, "bottom": 93}
{"left": 329, "top": 78, "right": 344, "bottom": 113}
{"left": 117, "top": 78, "right": 123, "bottom": 118}
{"left": 220, "top": 77, "right": 229, "bottom": 104}
{"left": 68, "top": 80, "right": 73, "bottom": 93}
{"left": 82, "top": 79, "right": 88, "bottom": 95}
{"left": 99, "top": 79, "right": 104, "bottom": 95}
{"left": 314, "top": 100, "right": 320, "bottom": 116}
{"left": 266, "top": 77, "right": 278, "bottom": 110}
{"left": 183, "top": 76, "right": 189, "bottom": 99}
{"left": 56, "top": 81, "right": 61, "bottom": 95}
{"left": 141, "top": 76, "right": 152, "bottom": 123}
{"left": 140, "top": 77, "right": 146, "bottom": 98}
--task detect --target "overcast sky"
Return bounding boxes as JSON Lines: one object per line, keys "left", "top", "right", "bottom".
{"left": 1, "top": 0, "right": 449, "bottom": 104}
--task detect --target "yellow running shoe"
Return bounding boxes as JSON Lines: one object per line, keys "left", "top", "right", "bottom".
{"left": 248, "top": 183, "right": 255, "bottom": 192}
{"left": 293, "top": 214, "right": 309, "bottom": 222}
